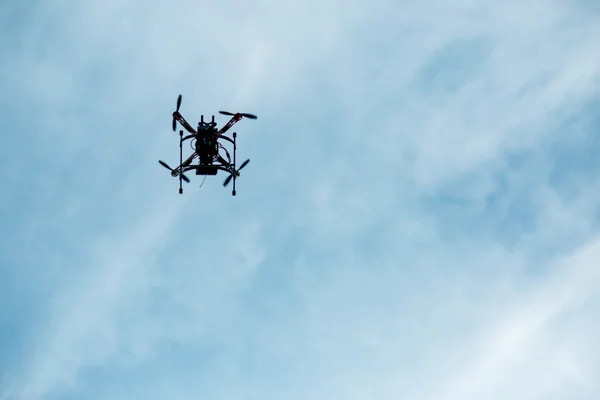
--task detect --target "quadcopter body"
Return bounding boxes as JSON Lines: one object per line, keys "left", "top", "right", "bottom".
{"left": 158, "top": 94, "right": 255, "bottom": 196}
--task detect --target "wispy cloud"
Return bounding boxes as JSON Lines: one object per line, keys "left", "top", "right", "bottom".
{"left": 1, "top": 0, "right": 600, "bottom": 399}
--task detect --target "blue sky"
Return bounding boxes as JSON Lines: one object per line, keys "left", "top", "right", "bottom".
{"left": 1, "top": 0, "right": 600, "bottom": 399}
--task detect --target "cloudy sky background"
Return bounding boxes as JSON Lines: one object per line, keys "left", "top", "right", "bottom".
{"left": 1, "top": 0, "right": 600, "bottom": 399}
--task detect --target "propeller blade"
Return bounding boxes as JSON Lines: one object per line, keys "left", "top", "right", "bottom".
{"left": 172, "top": 117, "right": 177, "bottom": 132}
{"left": 176, "top": 94, "right": 182, "bottom": 111}
{"left": 160, "top": 160, "right": 189, "bottom": 183}
{"left": 223, "top": 159, "right": 249, "bottom": 187}
{"left": 159, "top": 160, "right": 173, "bottom": 171}
{"left": 219, "top": 111, "right": 256, "bottom": 119}
{"left": 223, "top": 173, "right": 233, "bottom": 187}
{"left": 238, "top": 159, "right": 250, "bottom": 170}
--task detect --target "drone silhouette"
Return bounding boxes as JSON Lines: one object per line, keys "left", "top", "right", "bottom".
{"left": 158, "top": 94, "right": 256, "bottom": 196}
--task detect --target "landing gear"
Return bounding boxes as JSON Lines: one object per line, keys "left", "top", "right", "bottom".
{"left": 232, "top": 132, "right": 236, "bottom": 196}
{"left": 179, "top": 130, "right": 183, "bottom": 194}
{"left": 221, "top": 132, "right": 249, "bottom": 196}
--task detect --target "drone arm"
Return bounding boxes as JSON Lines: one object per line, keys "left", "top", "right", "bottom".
{"left": 173, "top": 112, "right": 198, "bottom": 135}
{"left": 217, "top": 115, "right": 241, "bottom": 135}
{"left": 174, "top": 153, "right": 197, "bottom": 173}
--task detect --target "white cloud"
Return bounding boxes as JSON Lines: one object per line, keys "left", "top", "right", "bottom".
{"left": 2, "top": 0, "right": 600, "bottom": 399}
{"left": 435, "top": 237, "right": 600, "bottom": 400}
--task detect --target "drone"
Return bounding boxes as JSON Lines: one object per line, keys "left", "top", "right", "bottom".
{"left": 158, "top": 94, "right": 256, "bottom": 196}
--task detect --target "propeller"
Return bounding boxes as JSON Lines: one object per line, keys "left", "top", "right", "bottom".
{"left": 219, "top": 111, "right": 257, "bottom": 119}
{"left": 172, "top": 94, "right": 182, "bottom": 131}
{"left": 158, "top": 160, "right": 190, "bottom": 183}
{"left": 223, "top": 159, "right": 250, "bottom": 187}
